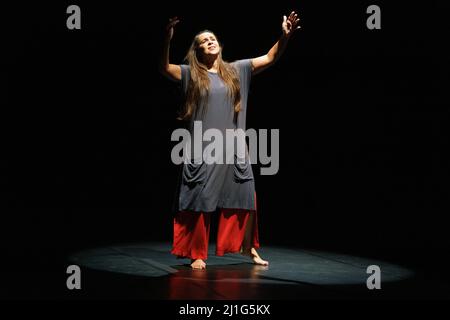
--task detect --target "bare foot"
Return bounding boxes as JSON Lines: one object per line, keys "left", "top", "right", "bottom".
{"left": 190, "top": 259, "right": 206, "bottom": 269}
{"left": 241, "top": 248, "right": 269, "bottom": 266}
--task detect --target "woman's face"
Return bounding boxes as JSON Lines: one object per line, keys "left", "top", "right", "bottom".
{"left": 197, "top": 32, "right": 220, "bottom": 57}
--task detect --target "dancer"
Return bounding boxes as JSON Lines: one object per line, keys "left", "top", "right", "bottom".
{"left": 160, "top": 12, "right": 300, "bottom": 269}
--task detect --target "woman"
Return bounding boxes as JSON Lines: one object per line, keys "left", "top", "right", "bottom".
{"left": 160, "top": 12, "right": 300, "bottom": 269}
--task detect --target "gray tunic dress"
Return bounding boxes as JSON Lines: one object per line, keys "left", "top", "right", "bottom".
{"left": 172, "top": 59, "right": 256, "bottom": 213}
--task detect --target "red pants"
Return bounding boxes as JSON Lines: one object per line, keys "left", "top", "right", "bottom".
{"left": 171, "top": 208, "right": 260, "bottom": 260}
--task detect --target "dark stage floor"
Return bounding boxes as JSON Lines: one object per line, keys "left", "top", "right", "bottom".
{"left": 3, "top": 242, "right": 450, "bottom": 301}
{"left": 31, "top": 242, "right": 446, "bottom": 300}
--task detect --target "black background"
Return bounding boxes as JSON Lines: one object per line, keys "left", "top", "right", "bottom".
{"left": 1, "top": 0, "right": 450, "bottom": 299}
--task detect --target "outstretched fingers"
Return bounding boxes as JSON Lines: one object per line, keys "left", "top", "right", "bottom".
{"left": 288, "top": 11, "right": 301, "bottom": 31}
{"left": 288, "top": 11, "right": 295, "bottom": 21}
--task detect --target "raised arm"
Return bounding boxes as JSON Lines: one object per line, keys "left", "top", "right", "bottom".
{"left": 251, "top": 11, "right": 301, "bottom": 75}
{"left": 159, "top": 17, "right": 182, "bottom": 81}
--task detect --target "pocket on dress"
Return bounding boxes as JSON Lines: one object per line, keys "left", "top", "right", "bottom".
{"left": 182, "top": 158, "right": 206, "bottom": 186}
{"left": 233, "top": 155, "right": 254, "bottom": 182}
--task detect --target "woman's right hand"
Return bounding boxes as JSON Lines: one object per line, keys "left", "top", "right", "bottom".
{"left": 166, "top": 17, "right": 180, "bottom": 41}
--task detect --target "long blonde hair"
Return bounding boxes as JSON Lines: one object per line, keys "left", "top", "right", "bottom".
{"left": 178, "top": 30, "right": 241, "bottom": 121}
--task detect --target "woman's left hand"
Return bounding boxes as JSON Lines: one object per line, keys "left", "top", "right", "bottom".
{"left": 282, "top": 11, "right": 301, "bottom": 37}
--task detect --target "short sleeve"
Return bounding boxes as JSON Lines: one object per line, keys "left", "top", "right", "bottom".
{"left": 180, "top": 64, "right": 190, "bottom": 94}
{"left": 232, "top": 59, "right": 252, "bottom": 92}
